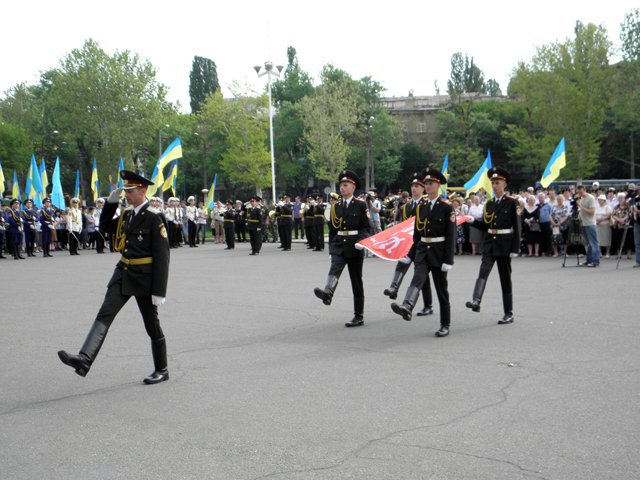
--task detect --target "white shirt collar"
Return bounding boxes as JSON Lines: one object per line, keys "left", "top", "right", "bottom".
{"left": 132, "top": 201, "right": 148, "bottom": 216}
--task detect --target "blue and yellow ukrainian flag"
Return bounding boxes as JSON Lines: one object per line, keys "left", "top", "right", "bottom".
{"left": 464, "top": 150, "right": 493, "bottom": 198}
{"left": 162, "top": 160, "right": 178, "bottom": 195}
{"left": 117, "top": 157, "right": 125, "bottom": 188}
{"left": 40, "top": 158, "right": 49, "bottom": 195}
{"left": 0, "top": 160, "right": 6, "bottom": 192}
{"left": 91, "top": 158, "right": 99, "bottom": 202}
{"left": 12, "top": 170, "right": 21, "bottom": 201}
{"left": 206, "top": 174, "right": 217, "bottom": 208}
{"left": 439, "top": 155, "right": 449, "bottom": 198}
{"left": 540, "top": 138, "right": 566, "bottom": 188}
{"left": 158, "top": 138, "right": 183, "bottom": 171}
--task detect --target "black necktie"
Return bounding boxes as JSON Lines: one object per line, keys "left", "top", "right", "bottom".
{"left": 426, "top": 201, "right": 432, "bottom": 215}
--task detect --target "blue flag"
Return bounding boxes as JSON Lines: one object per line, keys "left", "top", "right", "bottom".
{"left": 74, "top": 170, "right": 80, "bottom": 199}
{"left": 51, "top": 157, "right": 66, "bottom": 211}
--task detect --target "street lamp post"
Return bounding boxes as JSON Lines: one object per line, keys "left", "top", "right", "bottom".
{"left": 365, "top": 116, "right": 375, "bottom": 192}
{"left": 254, "top": 61, "right": 284, "bottom": 202}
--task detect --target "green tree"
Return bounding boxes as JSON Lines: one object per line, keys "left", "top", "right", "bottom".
{"left": 298, "top": 67, "right": 358, "bottom": 190}
{"left": 271, "top": 47, "right": 315, "bottom": 195}
{"left": 607, "top": 8, "right": 640, "bottom": 178}
{"left": 508, "top": 21, "right": 612, "bottom": 181}
{"left": 0, "top": 117, "right": 32, "bottom": 191}
{"left": 39, "top": 39, "right": 174, "bottom": 194}
{"left": 197, "top": 91, "right": 271, "bottom": 195}
{"left": 447, "top": 52, "right": 486, "bottom": 97}
{"left": 189, "top": 56, "right": 219, "bottom": 114}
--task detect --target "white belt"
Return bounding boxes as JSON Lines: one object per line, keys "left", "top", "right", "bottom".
{"left": 337, "top": 230, "right": 359, "bottom": 236}
{"left": 488, "top": 228, "right": 513, "bottom": 235}
{"left": 421, "top": 236, "right": 445, "bottom": 243}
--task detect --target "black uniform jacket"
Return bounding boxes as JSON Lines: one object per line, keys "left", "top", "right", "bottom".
{"left": 280, "top": 203, "right": 293, "bottom": 225}
{"left": 408, "top": 196, "right": 456, "bottom": 267}
{"left": 472, "top": 195, "right": 521, "bottom": 256}
{"left": 246, "top": 206, "right": 262, "bottom": 230}
{"left": 328, "top": 197, "right": 370, "bottom": 258}
{"left": 101, "top": 201, "right": 170, "bottom": 297}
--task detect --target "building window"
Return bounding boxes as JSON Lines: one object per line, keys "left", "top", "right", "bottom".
{"left": 417, "top": 122, "right": 426, "bottom": 133}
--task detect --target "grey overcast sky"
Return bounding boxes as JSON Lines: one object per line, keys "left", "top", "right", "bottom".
{"left": 1, "top": 0, "right": 637, "bottom": 111}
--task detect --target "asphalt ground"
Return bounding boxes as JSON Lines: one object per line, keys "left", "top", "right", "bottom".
{"left": 1, "top": 239, "right": 639, "bottom": 480}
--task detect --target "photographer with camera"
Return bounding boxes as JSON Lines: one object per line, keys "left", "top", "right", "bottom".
{"left": 631, "top": 184, "right": 640, "bottom": 268}
{"left": 575, "top": 183, "right": 600, "bottom": 267}
{"left": 366, "top": 190, "right": 382, "bottom": 235}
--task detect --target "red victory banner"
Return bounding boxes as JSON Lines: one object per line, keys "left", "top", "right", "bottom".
{"left": 357, "top": 214, "right": 475, "bottom": 261}
{"left": 357, "top": 218, "right": 415, "bottom": 261}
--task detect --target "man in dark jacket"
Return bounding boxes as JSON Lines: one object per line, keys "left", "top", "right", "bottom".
{"left": 58, "top": 170, "right": 171, "bottom": 384}
{"left": 465, "top": 167, "right": 521, "bottom": 325}
{"left": 390, "top": 168, "right": 456, "bottom": 337}
{"left": 314, "top": 170, "right": 370, "bottom": 327}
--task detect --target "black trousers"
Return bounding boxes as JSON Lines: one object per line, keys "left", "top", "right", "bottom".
{"left": 477, "top": 254, "right": 513, "bottom": 314}
{"left": 224, "top": 223, "right": 235, "bottom": 249}
{"left": 394, "top": 261, "right": 432, "bottom": 307}
{"left": 249, "top": 228, "right": 262, "bottom": 253}
{"left": 95, "top": 230, "right": 105, "bottom": 253}
{"left": 315, "top": 223, "right": 325, "bottom": 250}
{"left": 236, "top": 223, "right": 246, "bottom": 242}
{"left": 69, "top": 231, "right": 80, "bottom": 254}
{"left": 328, "top": 253, "right": 364, "bottom": 313}
{"left": 81, "top": 272, "right": 164, "bottom": 360}
{"left": 408, "top": 262, "right": 450, "bottom": 327}
{"left": 305, "top": 224, "right": 316, "bottom": 248}
{"left": 280, "top": 222, "right": 292, "bottom": 249}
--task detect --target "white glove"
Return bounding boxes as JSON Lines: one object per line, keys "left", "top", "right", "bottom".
{"left": 152, "top": 295, "right": 166, "bottom": 306}
{"left": 107, "top": 188, "right": 123, "bottom": 203}
{"left": 399, "top": 256, "right": 411, "bottom": 264}
{"left": 441, "top": 263, "right": 453, "bottom": 272}
{"left": 355, "top": 243, "right": 364, "bottom": 250}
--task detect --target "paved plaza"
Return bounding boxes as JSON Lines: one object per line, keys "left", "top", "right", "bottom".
{"left": 1, "top": 241, "right": 638, "bottom": 480}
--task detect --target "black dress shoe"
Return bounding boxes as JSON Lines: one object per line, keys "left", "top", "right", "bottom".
{"left": 143, "top": 369, "right": 169, "bottom": 385}
{"left": 435, "top": 327, "right": 449, "bottom": 337}
{"left": 58, "top": 350, "right": 90, "bottom": 377}
{"left": 416, "top": 307, "right": 434, "bottom": 316}
{"left": 498, "top": 313, "right": 514, "bottom": 325}
{"left": 465, "top": 300, "right": 480, "bottom": 312}
{"left": 390, "top": 302, "right": 412, "bottom": 321}
{"left": 249, "top": 252, "right": 256, "bottom": 255}
{"left": 383, "top": 288, "right": 398, "bottom": 300}
{"left": 345, "top": 316, "right": 364, "bottom": 327}
{"left": 314, "top": 288, "right": 332, "bottom": 305}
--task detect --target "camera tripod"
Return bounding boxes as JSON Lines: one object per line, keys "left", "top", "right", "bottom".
{"left": 561, "top": 218, "right": 585, "bottom": 267}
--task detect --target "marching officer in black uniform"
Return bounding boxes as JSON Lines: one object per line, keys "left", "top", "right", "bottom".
{"left": 383, "top": 172, "right": 434, "bottom": 316}
{"left": 247, "top": 196, "right": 263, "bottom": 255}
{"left": 313, "top": 194, "right": 326, "bottom": 251}
{"left": 222, "top": 200, "right": 236, "bottom": 250}
{"left": 22, "top": 199, "right": 38, "bottom": 257}
{"left": 465, "top": 167, "right": 520, "bottom": 325}
{"left": 391, "top": 168, "right": 456, "bottom": 336}
{"left": 304, "top": 194, "right": 316, "bottom": 250}
{"left": 314, "top": 170, "right": 370, "bottom": 327}
{"left": 6, "top": 198, "right": 25, "bottom": 260}
{"left": 58, "top": 170, "right": 171, "bottom": 384}
{"left": 279, "top": 193, "right": 293, "bottom": 251}
{"left": 39, "top": 197, "right": 56, "bottom": 257}
{"left": 234, "top": 200, "right": 247, "bottom": 243}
